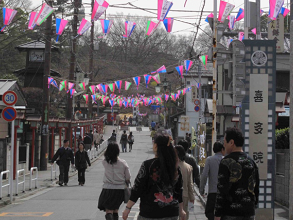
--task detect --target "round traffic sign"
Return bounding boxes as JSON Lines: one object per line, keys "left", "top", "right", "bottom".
{"left": 194, "top": 99, "right": 200, "bottom": 106}
{"left": 3, "top": 91, "right": 18, "bottom": 106}
{"left": 2, "top": 107, "right": 17, "bottom": 122}
{"left": 194, "top": 106, "right": 200, "bottom": 112}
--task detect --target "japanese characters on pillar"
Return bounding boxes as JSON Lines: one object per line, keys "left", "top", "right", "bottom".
{"left": 249, "top": 74, "right": 268, "bottom": 180}
{"left": 268, "top": 14, "right": 284, "bottom": 53}
{"left": 198, "top": 123, "right": 207, "bottom": 167}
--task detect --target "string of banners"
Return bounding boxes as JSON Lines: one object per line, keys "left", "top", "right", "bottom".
{"left": 2, "top": 1, "right": 290, "bottom": 40}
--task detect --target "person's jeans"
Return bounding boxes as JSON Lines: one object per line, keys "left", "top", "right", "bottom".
{"left": 129, "top": 144, "right": 133, "bottom": 151}
{"left": 121, "top": 143, "right": 127, "bottom": 152}
{"left": 59, "top": 164, "right": 70, "bottom": 184}
{"left": 222, "top": 216, "right": 255, "bottom": 220}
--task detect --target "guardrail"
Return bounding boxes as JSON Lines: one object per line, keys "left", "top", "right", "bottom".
{"left": 51, "top": 161, "right": 57, "bottom": 181}
{"left": 29, "top": 167, "right": 38, "bottom": 190}
{"left": 0, "top": 170, "right": 10, "bottom": 200}
{"left": 16, "top": 169, "right": 25, "bottom": 196}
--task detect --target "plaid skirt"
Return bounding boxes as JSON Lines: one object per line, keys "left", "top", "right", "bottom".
{"left": 98, "top": 189, "right": 124, "bottom": 211}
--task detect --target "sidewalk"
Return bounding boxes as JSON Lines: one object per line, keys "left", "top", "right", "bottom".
{"left": 194, "top": 186, "right": 289, "bottom": 220}
{"left": 0, "top": 125, "right": 115, "bottom": 207}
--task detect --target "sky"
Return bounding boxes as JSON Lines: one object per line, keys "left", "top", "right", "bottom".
{"left": 30, "top": 0, "right": 284, "bottom": 35}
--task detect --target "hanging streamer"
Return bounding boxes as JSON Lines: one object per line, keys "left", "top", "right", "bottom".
{"left": 133, "top": 77, "right": 141, "bottom": 90}
{"left": 28, "top": 12, "right": 38, "bottom": 30}
{"left": 238, "top": 32, "right": 244, "bottom": 41}
{"left": 56, "top": 18, "right": 68, "bottom": 42}
{"left": 144, "top": 75, "right": 152, "bottom": 88}
{"left": 158, "top": 0, "right": 173, "bottom": 21}
{"left": 163, "top": 18, "right": 174, "bottom": 33}
{"left": 79, "top": 82, "right": 86, "bottom": 90}
{"left": 184, "top": 60, "right": 193, "bottom": 74}
{"left": 280, "top": 7, "right": 290, "bottom": 17}
{"left": 99, "top": 19, "right": 113, "bottom": 37}
{"left": 175, "top": 66, "right": 184, "bottom": 78}
{"left": 108, "top": 83, "right": 115, "bottom": 93}
{"left": 1, "top": 8, "right": 17, "bottom": 32}
{"left": 125, "top": 81, "right": 132, "bottom": 90}
{"left": 83, "top": 94, "right": 89, "bottom": 104}
{"left": 92, "top": 0, "right": 109, "bottom": 21}
{"left": 268, "top": 0, "right": 284, "bottom": 20}
{"left": 35, "top": 3, "right": 54, "bottom": 26}
{"left": 228, "top": 15, "right": 236, "bottom": 30}
{"left": 146, "top": 21, "right": 159, "bottom": 36}
{"left": 199, "top": 55, "right": 208, "bottom": 70}
{"left": 205, "top": 13, "right": 214, "bottom": 22}
{"left": 115, "top": 80, "right": 122, "bottom": 93}
{"left": 218, "top": 1, "right": 235, "bottom": 23}
{"left": 236, "top": 8, "right": 244, "bottom": 21}
{"left": 123, "top": 21, "right": 136, "bottom": 37}
{"left": 152, "top": 74, "right": 161, "bottom": 84}
{"left": 77, "top": 18, "right": 92, "bottom": 36}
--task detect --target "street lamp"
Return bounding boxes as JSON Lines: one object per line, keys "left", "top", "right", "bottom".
{"left": 155, "top": 84, "right": 161, "bottom": 93}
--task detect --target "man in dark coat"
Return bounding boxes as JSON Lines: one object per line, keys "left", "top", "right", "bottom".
{"left": 83, "top": 133, "right": 92, "bottom": 151}
{"left": 51, "top": 140, "right": 74, "bottom": 186}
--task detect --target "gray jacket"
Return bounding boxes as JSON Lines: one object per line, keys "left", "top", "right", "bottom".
{"left": 102, "top": 158, "right": 131, "bottom": 189}
{"left": 199, "top": 152, "right": 223, "bottom": 194}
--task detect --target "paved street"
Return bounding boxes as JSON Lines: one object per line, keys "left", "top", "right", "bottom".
{"left": 0, "top": 128, "right": 205, "bottom": 220}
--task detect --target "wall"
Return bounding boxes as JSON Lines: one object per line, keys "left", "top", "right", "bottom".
{"left": 0, "top": 139, "right": 7, "bottom": 174}
{"left": 275, "top": 149, "right": 289, "bottom": 207}
{"left": 0, "top": 117, "right": 8, "bottom": 139}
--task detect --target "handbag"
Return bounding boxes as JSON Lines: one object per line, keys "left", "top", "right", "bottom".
{"left": 124, "top": 181, "right": 132, "bottom": 203}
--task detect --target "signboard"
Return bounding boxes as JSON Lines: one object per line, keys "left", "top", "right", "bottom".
{"left": 198, "top": 123, "right": 207, "bottom": 167}
{"left": 180, "top": 116, "right": 190, "bottom": 132}
{"left": 194, "top": 106, "right": 200, "bottom": 112}
{"left": 249, "top": 74, "right": 268, "bottom": 179}
{"left": 2, "top": 107, "right": 17, "bottom": 122}
{"left": 3, "top": 91, "right": 18, "bottom": 106}
{"left": 268, "top": 15, "right": 284, "bottom": 53}
{"left": 194, "top": 99, "right": 200, "bottom": 105}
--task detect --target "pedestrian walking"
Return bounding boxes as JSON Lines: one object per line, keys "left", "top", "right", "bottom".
{"left": 151, "top": 120, "right": 156, "bottom": 130}
{"left": 150, "top": 128, "right": 156, "bottom": 142}
{"left": 51, "top": 140, "right": 74, "bottom": 186}
{"left": 214, "top": 127, "right": 260, "bottom": 220}
{"left": 129, "top": 116, "right": 133, "bottom": 125}
{"left": 98, "top": 143, "right": 131, "bottom": 220}
{"left": 120, "top": 130, "right": 128, "bottom": 152}
{"left": 93, "top": 130, "right": 100, "bottom": 148}
{"left": 122, "top": 134, "right": 186, "bottom": 220}
{"left": 110, "top": 130, "right": 117, "bottom": 142}
{"left": 75, "top": 142, "right": 91, "bottom": 186}
{"left": 178, "top": 140, "right": 200, "bottom": 188}
{"left": 175, "top": 145, "right": 195, "bottom": 220}
{"left": 199, "top": 142, "right": 225, "bottom": 220}
{"left": 84, "top": 133, "right": 92, "bottom": 151}
{"left": 77, "top": 135, "right": 83, "bottom": 146}
{"left": 127, "top": 132, "right": 134, "bottom": 152}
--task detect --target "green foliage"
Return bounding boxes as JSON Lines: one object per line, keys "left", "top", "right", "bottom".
{"left": 275, "top": 127, "right": 289, "bottom": 149}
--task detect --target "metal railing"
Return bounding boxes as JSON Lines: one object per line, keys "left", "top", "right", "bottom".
{"left": 29, "top": 167, "right": 38, "bottom": 190}
{"left": 51, "top": 161, "right": 57, "bottom": 181}
{"left": 0, "top": 170, "right": 10, "bottom": 199}
{"left": 16, "top": 169, "right": 25, "bottom": 196}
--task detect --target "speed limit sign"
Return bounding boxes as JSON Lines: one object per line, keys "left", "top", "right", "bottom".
{"left": 3, "top": 91, "right": 18, "bottom": 106}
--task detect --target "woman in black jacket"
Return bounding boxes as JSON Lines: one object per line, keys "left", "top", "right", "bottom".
{"left": 75, "top": 142, "right": 91, "bottom": 186}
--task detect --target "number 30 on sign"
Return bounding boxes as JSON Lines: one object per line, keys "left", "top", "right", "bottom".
{"left": 3, "top": 91, "right": 18, "bottom": 106}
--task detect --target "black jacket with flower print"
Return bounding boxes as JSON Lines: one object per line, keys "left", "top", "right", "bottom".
{"left": 130, "top": 158, "right": 183, "bottom": 218}
{"left": 215, "top": 152, "right": 260, "bottom": 217}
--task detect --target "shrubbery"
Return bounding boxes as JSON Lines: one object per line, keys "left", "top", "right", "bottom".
{"left": 275, "top": 127, "right": 289, "bottom": 149}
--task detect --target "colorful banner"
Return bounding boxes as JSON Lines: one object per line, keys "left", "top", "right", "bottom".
{"left": 92, "top": 0, "right": 109, "bottom": 21}
{"left": 218, "top": 1, "right": 235, "bottom": 23}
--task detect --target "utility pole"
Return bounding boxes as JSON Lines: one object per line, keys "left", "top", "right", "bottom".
{"left": 67, "top": 0, "right": 78, "bottom": 146}
{"left": 244, "top": 0, "right": 249, "bottom": 39}
{"left": 212, "top": 0, "right": 217, "bottom": 146}
{"left": 88, "top": 0, "right": 94, "bottom": 119}
{"left": 198, "top": 60, "right": 202, "bottom": 122}
{"left": 289, "top": 2, "right": 293, "bottom": 220}
{"left": 40, "top": 0, "right": 53, "bottom": 171}
{"left": 256, "top": 0, "right": 261, "bottom": 39}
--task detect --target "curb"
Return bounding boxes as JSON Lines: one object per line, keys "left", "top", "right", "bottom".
{"left": 0, "top": 147, "right": 107, "bottom": 208}
{"left": 194, "top": 186, "right": 206, "bottom": 208}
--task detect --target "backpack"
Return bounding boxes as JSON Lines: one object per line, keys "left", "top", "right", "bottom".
{"left": 121, "top": 134, "right": 127, "bottom": 141}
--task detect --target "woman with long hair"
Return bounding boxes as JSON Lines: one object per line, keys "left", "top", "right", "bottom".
{"left": 98, "top": 143, "right": 131, "bottom": 220}
{"left": 122, "top": 135, "right": 186, "bottom": 220}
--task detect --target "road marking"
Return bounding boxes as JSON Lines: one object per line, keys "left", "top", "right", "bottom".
{"left": 0, "top": 212, "right": 53, "bottom": 217}
{"left": 20, "top": 188, "right": 53, "bottom": 201}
